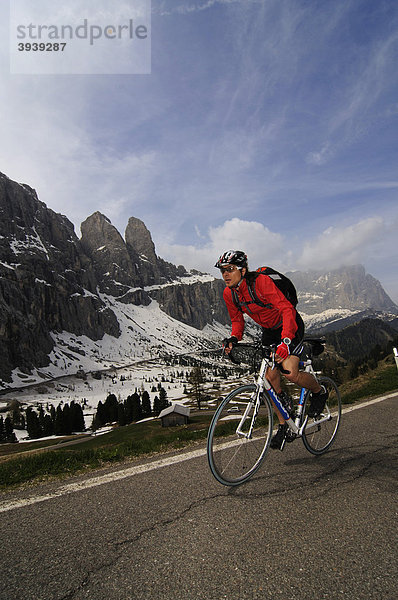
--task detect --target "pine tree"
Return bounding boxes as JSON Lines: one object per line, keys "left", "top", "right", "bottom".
{"left": 77, "top": 403, "right": 85, "bottom": 431}
{"left": 117, "top": 403, "right": 127, "bottom": 426}
{"left": 4, "top": 417, "right": 18, "bottom": 443}
{"left": 153, "top": 395, "right": 161, "bottom": 416}
{"left": 43, "top": 413, "right": 54, "bottom": 436}
{"left": 62, "top": 403, "right": 73, "bottom": 435}
{"left": 141, "top": 390, "right": 152, "bottom": 418}
{"left": 126, "top": 392, "right": 142, "bottom": 422}
{"left": 159, "top": 387, "right": 169, "bottom": 412}
{"left": 188, "top": 367, "right": 206, "bottom": 409}
{"left": 38, "top": 405, "right": 46, "bottom": 432}
{"left": 95, "top": 401, "right": 107, "bottom": 427}
{"left": 91, "top": 412, "right": 102, "bottom": 432}
{"left": 70, "top": 401, "right": 85, "bottom": 432}
{"left": 54, "top": 405, "right": 65, "bottom": 436}
{"left": 104, "top": 394, "right": 119, "bottom": 423}
{"left": 0, "top": 416, "right": 5, "bottom": 442}
{"left": 9, "top": 400, "right": 24, "bottom": 429}
{"left": 26, "top": 407, "right": 43, "bottom": 439}
{"left": 124, "top": 395, "right": 134, "bottom": 423}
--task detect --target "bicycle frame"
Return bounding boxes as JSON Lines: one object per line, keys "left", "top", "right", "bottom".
{"left": 235, "top": 352, "right": 332, "bottom": 441}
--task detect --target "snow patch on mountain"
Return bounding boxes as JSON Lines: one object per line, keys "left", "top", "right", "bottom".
{"left": 144, "top": 273, "right": 214, "bottom": 291}
{"left": 301, "top": 308, "right": 360, "bottom": 330}
{"left": 4, "top": 294, "right": 228, "bottom": 390}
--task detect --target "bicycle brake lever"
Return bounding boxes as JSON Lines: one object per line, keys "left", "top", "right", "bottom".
{"left": 271, "top": 349, "right": 291, "bottom": 375}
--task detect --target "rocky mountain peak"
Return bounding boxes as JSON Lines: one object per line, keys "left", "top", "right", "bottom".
{"left": 80, "top": 211, "right": 125, "bottom": 255}
{"left": 79, "top": 211, "right": 182, "bottom": 290}
{"left": 0, "top": 172, "right": 76, "bottom": 261}
{"left": 80, "top": 211, "right": 141, "bottom": 295}
{"left": 125, "top": 216, "right": 158, "bottom": 264}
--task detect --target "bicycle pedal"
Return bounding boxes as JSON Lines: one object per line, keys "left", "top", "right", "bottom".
{"left": 280, "top": 431, "right": 295, "bottom": 450}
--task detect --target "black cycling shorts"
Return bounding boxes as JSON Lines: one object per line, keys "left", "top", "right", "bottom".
{"left": 261, "top": 312, "right": 305, "bottom": 357}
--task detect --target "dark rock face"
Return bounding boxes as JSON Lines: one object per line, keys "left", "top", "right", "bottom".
{"left": 125, "top": 217, "right": 158, "bottom": 268}
{"left": 80, "top": 211, "right": 146, "bottom": 299}
{"left": 151, "top": 279, "right": 228, "bottom": 330}
{"left": 0, "top": 174, "right": 120, "bottom": 382}
{"left": 125, "top": 216, "right": 186, "bottom": 286}
{"left": 79, "top": 213, "right": 188, "bottom": 296}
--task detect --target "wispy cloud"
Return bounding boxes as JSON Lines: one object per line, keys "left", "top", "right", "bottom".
{"left": 297, "top": 217, "right": 385, "bottom": 271}
{"left": 306, "top": 143, "right": 332, "bottom": 166}
{"left": 158, "top": 214, "right": 394, "bottom": 278}
{"left": 155, "top": 0, "right": 246, "bottom": 17}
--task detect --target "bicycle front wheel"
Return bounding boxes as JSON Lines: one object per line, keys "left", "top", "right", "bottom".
{"left": 302, "top": 376, "right": 341, "bottom": 455}
{"left": 207, "top": 385, "right": 273, "bottom": 486}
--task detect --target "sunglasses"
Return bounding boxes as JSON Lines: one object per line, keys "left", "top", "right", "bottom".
{"left": 219, "top": 265, "right": 241, "bottom": 274}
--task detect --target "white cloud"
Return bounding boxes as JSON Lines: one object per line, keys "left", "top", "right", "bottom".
{"left": 306, "top": 143, "right": 332, "bottom": 166}
{"left": 158, "top": 215, "right": 394, "bottom": 283}
{"left": 297, "top": 217, "right": 385, "bottom": 271}
{"left": 0, "top": 69, "right": 161, "bottom": 235}
{"left": 159, "top": 217, "right": 290, "bottom": 274}
{"left": 0, "top": 106, "right": 157, "bottom": 235}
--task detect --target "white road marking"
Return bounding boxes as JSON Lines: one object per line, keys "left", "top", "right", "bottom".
{"left": 0, "top": 392, "right": 396, "bottom": 514}
{"left": 339, "top": 393, "right": 396, "bottom": 413}
{"left": 0, "top": 447, "right": 208, "bottom": 513}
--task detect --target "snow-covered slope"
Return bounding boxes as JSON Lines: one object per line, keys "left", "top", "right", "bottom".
{"left": 5, "top": 294, "right": 228, "bottom": 389}
{"left": 300, "top": 308, "right": 362, "bottom": 331}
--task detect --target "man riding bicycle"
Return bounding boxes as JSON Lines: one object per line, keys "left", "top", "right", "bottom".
{"left": 215, "top": 250, "right": 328, "bottom": 450}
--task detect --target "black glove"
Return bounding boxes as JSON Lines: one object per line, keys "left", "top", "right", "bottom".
{"left": 222, "top": 336, "right": 238, "bottom": 350}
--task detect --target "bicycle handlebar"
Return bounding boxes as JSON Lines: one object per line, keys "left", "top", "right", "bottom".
{"left": 225, "top": 342, "right": 291, "bottom": 374}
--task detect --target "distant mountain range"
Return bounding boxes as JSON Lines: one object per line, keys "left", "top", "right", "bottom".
{"left": 1, "top": 171, "right": 397, "bottom": 388}
{"left": 288, "top": 266, "right": 397, "bottom": 333}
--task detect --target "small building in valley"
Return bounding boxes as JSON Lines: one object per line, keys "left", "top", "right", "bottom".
{"left": 159, "top": 404, "right": 190, "bottom": 427}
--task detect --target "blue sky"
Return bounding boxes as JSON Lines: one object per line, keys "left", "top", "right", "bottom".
{"left": 1, "top": 0, "right": 398, "bottom": 301}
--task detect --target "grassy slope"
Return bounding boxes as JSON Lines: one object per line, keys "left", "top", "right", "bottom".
{"left": 0, "top": 415, "right": 213, "bottom": 489}
{"left": 339, "top": 358, "right": 398, "bottom": 403}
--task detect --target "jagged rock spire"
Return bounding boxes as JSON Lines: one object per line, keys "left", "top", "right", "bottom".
{"left": 125, "top": 216, "right": 158, "bottom": 265}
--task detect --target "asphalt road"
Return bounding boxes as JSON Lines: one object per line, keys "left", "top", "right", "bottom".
{"left": 0, "top": 394, "right": 397, "bottom": 600}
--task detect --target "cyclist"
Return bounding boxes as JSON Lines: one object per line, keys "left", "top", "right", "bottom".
{"left": 215, "top": 250, "right": 328, "bottom": 450}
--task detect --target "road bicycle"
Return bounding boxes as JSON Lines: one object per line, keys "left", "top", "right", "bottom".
{"left": 207, "top": 338, "right": 341, "bottom": 486}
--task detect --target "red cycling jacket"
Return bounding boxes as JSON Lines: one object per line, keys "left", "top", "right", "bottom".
{"left": 223, "top": 275, "right": 298, "bottom": 341}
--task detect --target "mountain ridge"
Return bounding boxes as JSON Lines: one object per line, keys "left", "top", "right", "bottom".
{"left": 1, "top": 170, "right": 397, "bottom": 388}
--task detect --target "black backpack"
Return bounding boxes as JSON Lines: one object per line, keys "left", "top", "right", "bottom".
{"left": 231, "top": 266, "right": 298, "bottom": 313}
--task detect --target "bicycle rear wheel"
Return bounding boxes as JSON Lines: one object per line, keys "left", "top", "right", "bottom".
{"left": 302, "top": 376, "right": 341, "bottom": 455}
{"left": 207, "top": 384, "right": 273, "bottom": 486}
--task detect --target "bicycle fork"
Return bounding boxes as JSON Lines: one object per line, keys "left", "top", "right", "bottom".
{"left": 236, "top": 390, "right": 261, "bottom": 439}
{"left": 236, "top": 356, "right": 284, "bottom": 440}
{"left": 236, "top": 358, "right": 268, "bottom": 439}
